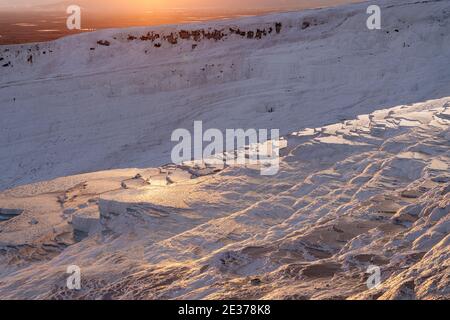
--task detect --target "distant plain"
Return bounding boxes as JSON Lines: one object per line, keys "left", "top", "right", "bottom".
{"left": 0, "top": 9, "right": 284, "bottom": 45}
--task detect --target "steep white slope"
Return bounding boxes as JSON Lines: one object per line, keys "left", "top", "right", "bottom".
{"left": 0, "top": 97, "right": 448, "bottom": 299}
{"left": 1, "top": 0, "right": 450, "bottom": 190}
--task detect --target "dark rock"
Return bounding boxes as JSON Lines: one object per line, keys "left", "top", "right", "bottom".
{"left": 179, "top": 30, "right": 191, "bottom": 40}
{"left": 302, "top": 21, "right": 311, "bottom": 30}
{"left": 97, "top": 40, "right": 110, "bottom": 46}
{"left": 275, "top": 22, "right": 283, "bottom": 34}
{"left": 202, "top": 29, "right": 225, "bottom": 41}
{"left": 255, "top": 29, "right": 266, "bottom": 39}
{"left": 165, "top": 33, "right": 178, "bottom": 44}
{"left": 140, "top": 32, "right": 159, "bottom": 41}
{"left": 191, "top": 30, "right": 202, "bottom": 41}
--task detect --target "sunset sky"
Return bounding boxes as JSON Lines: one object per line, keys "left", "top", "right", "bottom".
{"left": 0, "top": 0, "right": 361, "bottom": 12}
